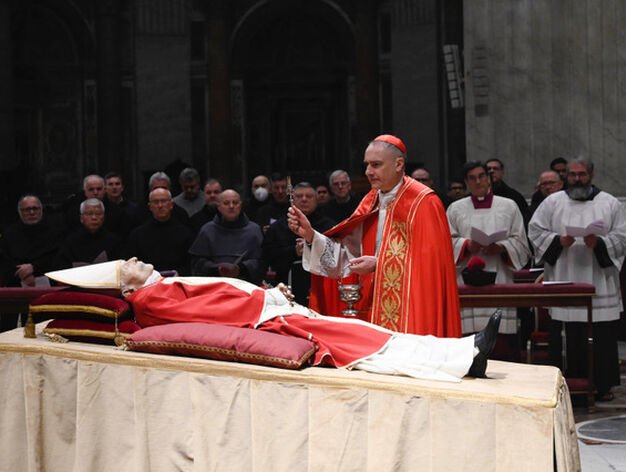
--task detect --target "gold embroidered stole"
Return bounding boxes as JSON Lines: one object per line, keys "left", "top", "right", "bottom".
{"left": 369, "top": 182, "right": 432, "bottom": 332}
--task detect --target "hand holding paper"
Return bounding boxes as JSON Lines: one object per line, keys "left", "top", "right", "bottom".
{"left": 565, "top": 219, "right": 606, "bottom": 237}
{"left": 470, "top": 227, "right": 508, "bottom": 246}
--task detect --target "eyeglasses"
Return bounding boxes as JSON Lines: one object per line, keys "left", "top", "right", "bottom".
{"left": 149, "top": 199, "right": 171, "bottom": 206}
{"left": 539, "top": 180, "right": 559, "bottom": 187}
{"left": 19, "top": 206, "right": 42, "bottom": 213}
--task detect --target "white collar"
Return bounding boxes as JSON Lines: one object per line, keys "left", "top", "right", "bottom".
{"left": 378, "top": 179, "right": 403, "bottom": 209}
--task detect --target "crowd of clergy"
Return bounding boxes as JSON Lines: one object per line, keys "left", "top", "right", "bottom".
{"left": 1, "top": 155, "right": 624, "bottom": 401}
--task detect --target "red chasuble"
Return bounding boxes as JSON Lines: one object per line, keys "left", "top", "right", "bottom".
{"left": 128, "top": 279, "right": 392, "bottom": 367}
{"left": 309, "top": 176, "right": 462, "bottom": 338}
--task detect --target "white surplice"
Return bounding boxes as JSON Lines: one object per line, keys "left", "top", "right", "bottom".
{"left": 528, "top": 190, "right": 626, "bottom": 322}
{"left": 447, "top": 196, "right": 530, "bottom": 333}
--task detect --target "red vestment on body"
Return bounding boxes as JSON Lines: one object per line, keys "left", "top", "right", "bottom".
{"left": 128, "top": 278, "right": 392, "bottom": 367}
{"left": 309, "top": 176, "right": 462, "bottom": 337}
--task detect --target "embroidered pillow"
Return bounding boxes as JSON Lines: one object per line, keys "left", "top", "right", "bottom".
{"left": 29, "top": 291, "right": 131, "bottom": 321}
{"left": 125, "top": 323, "right": 317, "bottom": 370}
{"left": 43, "top": 318, "right": 142, "bottom": 345}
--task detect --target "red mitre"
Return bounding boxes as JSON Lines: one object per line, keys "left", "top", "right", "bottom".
{"left": 372, "top": 134, "right": 407, "bottom": 154}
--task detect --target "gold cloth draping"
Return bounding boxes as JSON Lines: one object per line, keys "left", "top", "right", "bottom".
{"left": 0, "top": 325, "right": 580, "bottom": 471}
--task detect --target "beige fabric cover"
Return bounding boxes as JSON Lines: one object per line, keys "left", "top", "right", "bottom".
{"left": 0, "top": 325, "right": 580, "bottom": 472}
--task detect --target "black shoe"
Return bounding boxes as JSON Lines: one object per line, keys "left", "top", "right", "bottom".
{"left": 467, "top": 309, "right": 502, "bottom": 378}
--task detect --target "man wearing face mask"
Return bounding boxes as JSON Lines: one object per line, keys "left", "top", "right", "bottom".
{"left": 244, "top": 175, "right": 271, "bottom": 225}
{"left": 256, "top": 173, "right": 290, "bottom": 232}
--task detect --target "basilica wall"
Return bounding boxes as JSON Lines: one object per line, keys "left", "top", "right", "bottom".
{"left": 464, "top": 0, "right": 626, "bottom": 198}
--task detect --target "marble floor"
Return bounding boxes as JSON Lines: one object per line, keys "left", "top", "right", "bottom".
{"left": 575, "top": 341, "right": 626, "bottom": 471}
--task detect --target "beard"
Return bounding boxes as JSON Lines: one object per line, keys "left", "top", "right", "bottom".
{"left": 566, "top": 182, "right": 592, "bottom": 201}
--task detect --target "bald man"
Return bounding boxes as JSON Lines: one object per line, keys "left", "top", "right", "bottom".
{"left": 189, "top": 189, "right": 265, "bottom": 284}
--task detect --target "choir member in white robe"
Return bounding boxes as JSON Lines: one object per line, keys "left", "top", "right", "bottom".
{"left": 447, "top": 162, "right": 531, "bottom": 335}
{"left": 528, "top": 158, "right": 626, "bottom": 399}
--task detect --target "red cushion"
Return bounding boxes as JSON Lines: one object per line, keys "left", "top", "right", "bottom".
{"left": 43, "top": 319, "right": 141, "bottom": 345}
{"left": 125, "top": 323, "right": 317, "bottom": 370}
{"left": 30, "top": 291, "right": 131, "bottom": 321}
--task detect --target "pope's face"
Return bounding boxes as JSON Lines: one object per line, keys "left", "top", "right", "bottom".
{"left": 363, "top": 143, "right": 404, "bottom": 192}
{"left": 120, "top": 257, "right": 154, "bottom": 290}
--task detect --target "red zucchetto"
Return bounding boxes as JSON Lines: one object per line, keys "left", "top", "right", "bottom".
{"left": 372, "top": 134, "right": 407, "bottom": 155}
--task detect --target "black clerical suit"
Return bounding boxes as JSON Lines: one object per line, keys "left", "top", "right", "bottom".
{"left": 262, "top": 209, "right": 335, "bottom": 305}
{"left": 125, "top": 217, "right": 195, "bottom": 276}
{"left": 55, "top": 226, "right": 123, "bottom": 269}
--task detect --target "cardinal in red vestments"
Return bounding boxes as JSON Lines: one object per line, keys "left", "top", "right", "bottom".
{"left": 288, "top": 135, "right": 461, "bottom": 338}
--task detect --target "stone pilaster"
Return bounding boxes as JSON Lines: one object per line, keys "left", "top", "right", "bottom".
{"left": 96, "top": 0, "right": 122, "bottom": 173}
{"left": 207, "top": 0, "right": 232, "bottom": 184}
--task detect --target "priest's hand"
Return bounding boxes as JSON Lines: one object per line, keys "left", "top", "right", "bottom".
{"left": 295, "top": 238, "right": 305, "bottom": 257}
{"left": 483, "top": 243, "right": 505, "bottom": 255}
{"left": 349, "top": 256, "right": 377, "bottom": 274}
{"left": 560, "top": 235, "right": 575, "bottom": 248}
{"left": 584, "top": 234, "right": 598, "bottom": 249}
{"left": 21, "top": 274, "right": 36, "bottom": 287}
{"left": 288, "top": 206, "right": 314, "bottom": 243}
{"left": 15, "top": 263, "right": 34, "bottom": 281}
{"left": 467, "top": 240, "right": 483, "bottom": 254}
{"left": 218, "top": 263, "right": 240, "bottom": 278}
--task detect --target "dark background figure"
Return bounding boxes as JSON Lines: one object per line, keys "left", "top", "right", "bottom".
{"left": 550, "top": 157, "right": 568, "bottom": 185}
{"left": 315, "top": 183, "right": 332, "bottom": 208}
{"left": 189, "top": 189, "right": 265, "bottom": 284}
{"left": 190, "top": 178, "right": 223, "bottom": 233}
{"left": 323, "top": 169, "right": 360, "bottom": 224}
{"left": 55, "top": 198, "right": 122, "bottom": 269}
{"left": 0, "top": 195, "right": 62, "bottom": 331}
{"left": 173, "top": 167, "right": 205, "bottom": 218}
{"left": 528, "top": 170, "right": 563, "bottom": 219}
{"left": 104, "top": 171, "right": 144, "bottom": 239}
{"left": 125, "top": 188, "right": 195, "bottom": 275}
{"left": 486, "top": 158, "right": 529, "bottom": 227}
{"left": 263, "top": 182, "right": 335, "bottom": 304}
{"left": 244, "top": 175, "right": 271, "bottom": 225}
{"left": 147, "top": 171, "right": 192, "bottom": 228}
{"left": 411, "top": 166, "right": 449, "bottom": 207}
{"left": 445, "top": 178, "right": 467, "bottom": 208}
{"left": 256, "top": 173, "right": 290, "bottom": 232}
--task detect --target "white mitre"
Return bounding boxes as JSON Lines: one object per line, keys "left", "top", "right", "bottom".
{"left": 46, "top": 260, "right": 125, "bottom": 289}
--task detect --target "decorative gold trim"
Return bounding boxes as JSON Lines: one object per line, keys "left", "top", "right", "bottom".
{"left": 372, "top": 182, "right": 432, "bottom": 331}
{"left": 30, "top": 304, "right": 124, "bottom": 319}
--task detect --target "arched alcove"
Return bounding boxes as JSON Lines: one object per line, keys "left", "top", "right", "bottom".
{"left": 12, "top": 2, "right": 93, "bottom": 201}
{"left": 231, "top": 0, "right": 356, "bottom": 183}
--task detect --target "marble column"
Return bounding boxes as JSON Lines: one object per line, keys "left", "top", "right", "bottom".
{"left": 354, "top": 0, "right": 379, "bottom": 149}
{"left": 207, "top": 0, "right": 232, "bottom": 184}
